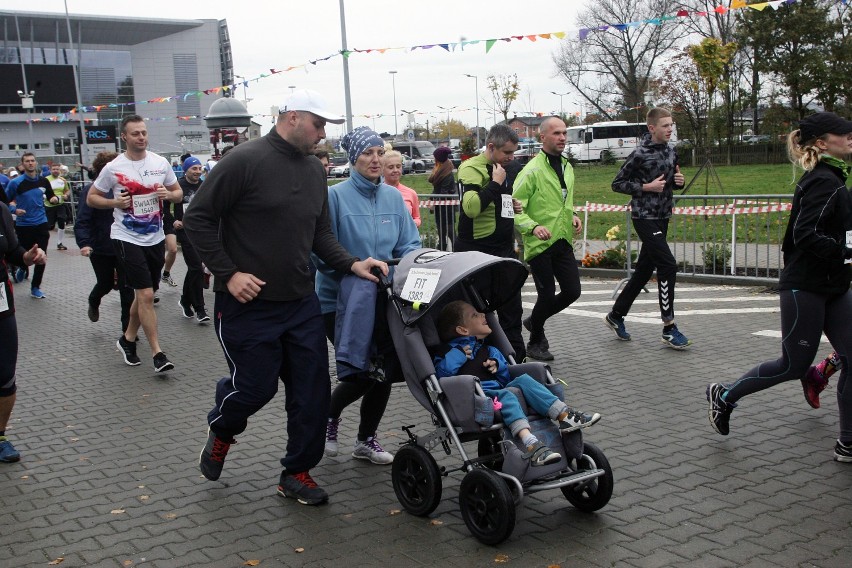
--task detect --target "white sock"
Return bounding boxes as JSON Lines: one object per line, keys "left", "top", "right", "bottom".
{"left": 521, "top": 433, "right": 539, "bottom": 448}
{"left": 55, "top": 229, "right": 64, "bottom": 245}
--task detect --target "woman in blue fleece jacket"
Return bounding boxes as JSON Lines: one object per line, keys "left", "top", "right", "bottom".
{"left": 314, "top": 127, "right": 421, "bottom": 466}
{"left": 433, "top": 300, "right": 601, "bottom": 466}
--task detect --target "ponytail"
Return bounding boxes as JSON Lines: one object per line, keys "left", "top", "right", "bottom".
{"left": 787, "top": 129, "right": 825, "bottom": 171}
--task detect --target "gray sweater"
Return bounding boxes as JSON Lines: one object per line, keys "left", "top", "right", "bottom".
{"left": 183, "top": 128, "right": 357, "bottom": 302}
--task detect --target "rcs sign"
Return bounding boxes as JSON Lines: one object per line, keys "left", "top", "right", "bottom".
{"left": 77, "top": 125, "right": 117, "bottom": 144}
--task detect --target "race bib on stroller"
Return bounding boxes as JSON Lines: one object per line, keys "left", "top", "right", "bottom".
{"left": 400, "top": 268, "right": 440, "bottom": 303}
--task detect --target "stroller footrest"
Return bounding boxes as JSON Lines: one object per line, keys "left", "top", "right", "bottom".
{"left": 523, "top": 468, "right": 606, "bottom": 494}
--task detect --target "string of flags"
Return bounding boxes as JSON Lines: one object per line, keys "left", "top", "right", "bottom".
{"left": 28, "top": 0, "right": 836, "bottom": 125}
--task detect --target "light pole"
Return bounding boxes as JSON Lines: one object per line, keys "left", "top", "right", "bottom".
{"left": 464, "top": 74, "right": 480, "bottom": 148}
{"left": 288, "top": 85, "right": 296, "bottom": 95}
{"left": 17, "top": 90, "right": 35, "bottom": 150}
{"left": 235, "top": 75, "right": 251, "bottom": 105}
{"left": 551, "top": 91, "right": 569, "bottom": 120}
{"left": 389, "top": 71, "right": 398, "bottom": 137}
{"left": 437, "top": 105, "right": 457, "bottom": 145}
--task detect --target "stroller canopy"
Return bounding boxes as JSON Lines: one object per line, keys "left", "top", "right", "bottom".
{"left": 391, "top": 248, "right": 528, "bottom": 325}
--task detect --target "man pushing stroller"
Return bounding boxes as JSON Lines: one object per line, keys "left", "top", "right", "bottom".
{"left": 434, "top": 300, "right": 601, "bottom": 466}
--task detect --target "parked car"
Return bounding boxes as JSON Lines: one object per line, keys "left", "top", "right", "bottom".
{"left": 330, "top": 162, "right": 350, "bottom": 178}
{"left": 401, "top": 154, "right": 426, "bottom": 174}
{"left": 392, "top": 141, "right": 436, "bottom": 169}
{"left": 744, "top": 134, "right": 771, "bottom": 144}
{"left": 450, "top": 150, "right": 462, "bottom": 169}
{"left": 514, "top": 142, "right": 541, "bottom": 165}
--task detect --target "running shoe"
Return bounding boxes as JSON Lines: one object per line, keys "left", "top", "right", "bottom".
{"left": 524, "top": 441, "right": 561, "bottom": 466}
{"left": 352, "top": 436, "right": 394, "bottom": 464}
{"left": 0, "top": 436, "right": 21, "bottom": 463}
{"left": 87, "top": 301, "right": 99, "bottom": 323}
{"left": 706, "top": 382, "right": 736, "bottom": 436}
{"left": 526, "top": 340, "right": 554, "bottom": 361}
{"left": 835, "top": 440, "right": 852, "bottom": 463}
{"left": 325, "top": 418, "right": 341, "bottom": 457}
{"left": 153, "top": 352, "right": 174, "bottom": 372}
{"left": 801, "top": 365, "right": 829, "bottom": 409}
{"left": 116, "top": 335, "right": 141, "bottom": 366}
{"left": 195, "top": 308, "right": 210, "bottom": 324}
{"left": 199, "top": 428, "right": 235, "bottom": 481}
{"left": 662, "top": 325, "right": 691, "bottom": 350}
{"left": 178, "top": 296, "right": 194, "bottom": 319}
{"left": 523, "top": 317, "right": 549, "bottom": 350}
{"left": 604, "top": 312, "right": 631, "bottom": 340}
{"left": 558, "top": 408, "right": 602, "bottom": 432}
{"left": 161, "top": 273, "right": 178, "bottom": 287}
{"left": 15, "top": 268, "right": 26, "bottom": 283}
{"left": 56, "top": 244, "right": 67, "bottom": 251}
{"left": 30, "top": 287, "right": 45, "bottom": 299}
{"left": 277, "top": 470, "right": 329, "bottom": 505}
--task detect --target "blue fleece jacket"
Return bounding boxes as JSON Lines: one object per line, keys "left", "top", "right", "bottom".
{"left": 314, "top": 169, "right": 421, "bottom": 314}
{"left": 433, "top": 335, "right": 510, "bottom": 391}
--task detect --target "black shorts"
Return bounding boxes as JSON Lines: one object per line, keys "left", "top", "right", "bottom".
{"left": 113, "top": 239, "right": 165, "bottom": 291}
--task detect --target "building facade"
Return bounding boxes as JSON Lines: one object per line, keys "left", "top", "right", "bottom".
{"left": 0, "top": 10, "right": 232, "bottom": 165}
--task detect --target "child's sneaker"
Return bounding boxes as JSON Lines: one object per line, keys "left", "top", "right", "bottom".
{"left": 801, "top": 365, "right": 829, "bottom": 409}
{"left": 558, "top": 408, "right": 602, "bottom": 432}
{"left": 0, "top": 436, "right": 21, "bottom": 462}
{"left": 325, "top": 418, "right": 340, "bottom": 457}
{"left": 524, "top": 441, "right": 561, "bottom": 466}
{"left": 834, "top": 440, "right": 852, "bottom": 463}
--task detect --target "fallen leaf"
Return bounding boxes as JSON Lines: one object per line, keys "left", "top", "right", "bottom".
{"left": 495, "top": 554, "right": 510, "bottom": 563}
{"left": 243, "top": 561, "right": 261, "bottom": 567}
{"left": 164, "top": 513, "right": 177, "bottom": 519}
{"left": 20, "top": 475, "right": 28, "bottom": 480}
{"left": 110, "top": 509, "right": 125, "bottom": 514}
{"left": 137, "top": 485, "right": 145, "bottom": 489}
{"left": 138, "top": 495, "right": 149, "bottom": 501}
{"left": 123, "top": 561, "right": 133, "bottom": 567}
{"left": 48, "top": 558, "right": 64, "bottom": 565}
{"left": 294, "top": 548, "right": 304, "bottom": 553}
{"left": 389, "top": 509, "right": 401, "bottom": 515}
{"left": 547, "top": 565, "right": 561, "bottom": 568}
{"left": 70, "top": 438, "right": 79, "bottom": 442}
{"left": 430, "top": 519, "right": 443, "bottom": 526}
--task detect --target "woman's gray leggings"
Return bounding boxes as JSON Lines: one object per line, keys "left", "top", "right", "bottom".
{"left": 723, "top": 289, "right": 852, "bottom": 442}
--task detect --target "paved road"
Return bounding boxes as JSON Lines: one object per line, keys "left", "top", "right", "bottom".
{"left": 1, "top": 246, "right": 849, "bottom": 567}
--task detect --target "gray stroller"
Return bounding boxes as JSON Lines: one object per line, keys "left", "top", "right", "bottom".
{"left": 384, "top": 248, "right": 613, "bottom": 545}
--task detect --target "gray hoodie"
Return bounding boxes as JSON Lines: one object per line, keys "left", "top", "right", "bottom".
{"left": 612, "top": 133, "right": 682, "bottom": 219}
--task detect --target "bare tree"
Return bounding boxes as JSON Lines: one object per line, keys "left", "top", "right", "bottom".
{"left": 485, "top": 74, "right": 520, "bottom": 122}
{"left": 553, "top": 0, "right": 687, "bottom": 119}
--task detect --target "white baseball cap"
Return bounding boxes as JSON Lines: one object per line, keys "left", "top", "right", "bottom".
{"left": 279, "top": 89, "right": 345, "bottom": 124}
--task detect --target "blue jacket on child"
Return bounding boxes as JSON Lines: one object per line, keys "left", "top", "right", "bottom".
{"left": 433, "top": 335, "right": 510, "bottom": 391}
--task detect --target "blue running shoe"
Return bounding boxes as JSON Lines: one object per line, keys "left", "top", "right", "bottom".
{"left": 30, "top": 287, "right": 45, "bottom": 299}
{"left": 15, "top": 267, "right": 26, "bottom": 283}
{"left": 662, "top": 324, "right": 690, "bottom": 349}
{"left": 0, "top": 436, "right": 21, "bottom": 462}
{"left": 604, "top": 312, "right": 631, "bottom": 340}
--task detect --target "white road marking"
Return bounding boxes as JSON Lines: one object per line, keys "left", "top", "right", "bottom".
{"left": 752, "top": 330, "right": 830, "bottom": 343}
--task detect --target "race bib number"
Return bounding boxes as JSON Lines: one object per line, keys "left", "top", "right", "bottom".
{"left": 399, "top": 268, "right": 441, "bottom": 304}
{"left": 132, "top": 193, "right": 159, "bottom": 217}
{"left": 501, "top": 194, "right": 515, "bottom": 219}
{"left": 0, "top": 282, "right": 9, "bottom": 313}
{"left": 846, "top": 230, "right": 852, "bottom": 264}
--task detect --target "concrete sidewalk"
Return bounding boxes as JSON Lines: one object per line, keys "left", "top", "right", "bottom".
{"left": 1, "top": 245, "right": 849, "bottom": 567}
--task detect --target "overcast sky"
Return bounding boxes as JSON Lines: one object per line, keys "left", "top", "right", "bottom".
{"left": 8, "top": 0, "right": 585, "bottom": 138}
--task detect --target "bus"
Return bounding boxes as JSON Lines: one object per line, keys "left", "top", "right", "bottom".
{"left": 566, "top": 120, "right": 677, "bottom": 162}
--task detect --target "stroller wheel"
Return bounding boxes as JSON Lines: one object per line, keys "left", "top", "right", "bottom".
{"left": 391, "top": 444, "right": 442, "bottom": 516}
{"left": 561, "top": 442, "right": 613, "bottom": 512}
{"left": 459, "top": 468, "right": 516, "bottom": 545}
{"left": 476, "top": 434, "right": 504, "bottom": 472}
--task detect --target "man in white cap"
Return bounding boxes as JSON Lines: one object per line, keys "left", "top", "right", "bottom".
{"left": 184, "top": 89, "right": 388, "bottom": 505}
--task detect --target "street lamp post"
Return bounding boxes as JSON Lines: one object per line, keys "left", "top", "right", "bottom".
{"left": 551, "top": 91, "right": 569, "bottom": 120}
{"left": 17, "top": 90, "right": 35, "bottom": 150}
{"left": 464, "top": 74, "right": 480, "bottom": 148}
{"left": 234, "top": 75, "right": 251, "bottom": 105}
{"left": 389, "top": 71, "right": 398, "bottom": 137}
{"left": 436, "top": 105, "right": 457, "bottom": 145}
{"left": 288, "top": 85, "right": 296, "bottom": 95}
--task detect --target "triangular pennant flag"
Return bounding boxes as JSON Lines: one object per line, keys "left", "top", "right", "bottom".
{"left": 768, "top": 0, "right": 784, "bottom": 8}
{"left": 485, "top": 39, "right": 497, "bottom": 53}
{"left": 715, "top": 6, "right": 728, "bottom": 13}
{"left": 439, "top": 44, "right": 450, "bottom": 51}
{"left": 676, "top": 10, "right": 688, "bottom": 16}
{"left": 341, "top": 50, "right": 351, "bottom": 58}
{"left": 613, "top": 23, "right": 628, "bottom": 32}
{"left": 553, "top": 32, "right": 565, "bottom": 39}
{"left": 749, "top": 2, "right": 769, "bottom": 10}
{"left": 526, "top": 35, "right": 538, "bottom": 41}
{"left": 731, "top": 0, "right": 747, "bottom": 8}
{"left": 579, "top": 28, "right": 590, "bottom": 40}
{"left": 539, "top": 33, "right": 551, "bottom": 39}
{"left": 646, "top": 18, "right": 661, "bottom": 25}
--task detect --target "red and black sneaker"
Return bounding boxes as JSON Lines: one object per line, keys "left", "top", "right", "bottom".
{"left": 277, "top": 470, "right": 329, "bottom": 505}
{"left": 199, "top": 428, "right": 235, "bottom": 481}
{"left": 801, "top": 365, "right": 829, "bottom": 409}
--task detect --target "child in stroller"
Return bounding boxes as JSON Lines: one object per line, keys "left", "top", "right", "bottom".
{"left": 434, "top": 300, "right": 601, "bottom": 467}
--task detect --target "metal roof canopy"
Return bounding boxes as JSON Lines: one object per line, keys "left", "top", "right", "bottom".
{"left": 0, "top": 10, "right": 207, "bottom": 46}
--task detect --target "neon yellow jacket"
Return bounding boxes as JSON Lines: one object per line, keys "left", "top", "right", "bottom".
{"left": 512, "top": 151, "right": 576, "bottom": 262}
